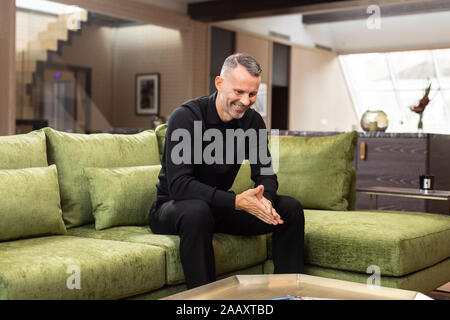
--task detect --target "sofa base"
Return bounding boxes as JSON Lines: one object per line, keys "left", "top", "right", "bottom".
{"left": 128, "top": 264, "right": 264, "bottom": 300}
{"left": 264, "top": 258, "right": 450, "bottom": 294}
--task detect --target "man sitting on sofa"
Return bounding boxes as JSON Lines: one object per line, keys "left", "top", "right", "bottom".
{"left": 148, "top": 53, "right": 305, "bottom": 289}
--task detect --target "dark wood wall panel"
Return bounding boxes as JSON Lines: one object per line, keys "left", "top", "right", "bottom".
{"left": 209, "top": 27, "right": 235, "bottom": 94}
{"left": 272, "top": 42, "right": 290, "bottom": 87}
{"left": 271, "top": 42, "right": 290, "bottom": 131}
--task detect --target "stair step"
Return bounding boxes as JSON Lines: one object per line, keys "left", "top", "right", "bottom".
{"left": 28, "top": 39, "right": 60, "bottom": 51}
{"left": 38, "top": 29, "right": 68, "bottom": 42}
{"left": 16, "top": 9, "right": 89, "bottom": 104}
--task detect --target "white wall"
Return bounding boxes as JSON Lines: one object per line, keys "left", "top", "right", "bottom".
{"left": 289, "top": 46, "right": 359, "bottom": 132}
{"left": 215, "top": 22, "right": 359, "bottom": 132}
{"left": 112, "top": 24, "right": 190, "bottom": 128}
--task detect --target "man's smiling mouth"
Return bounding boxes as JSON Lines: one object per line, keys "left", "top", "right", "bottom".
{"left": 232, "top": 102, "right": 246, "bottom": 113}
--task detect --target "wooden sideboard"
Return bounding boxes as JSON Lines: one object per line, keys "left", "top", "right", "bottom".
{"left": 355, "top": 132, "right": 450, "bottom": 215}
{"left": 278, "top": 131, "right": 450, "bottom": 215}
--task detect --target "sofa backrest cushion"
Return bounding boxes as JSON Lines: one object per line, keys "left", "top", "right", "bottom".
{"left": 0, "top": 130, "right": 47, "bottom": 169}
{"left": 84, "top": 165, "right": 162, "bottom": 230}
{"left": 44, "top": 127, "right": 161, "bottom": 228}
{"left": 0, "top": 165, "right": 66, "bottom": 241}
{"left": 152, "top": 123, "right": 357, "bottom": 210}
{"left": 273, "top": 131, "right": 358, "bottom": 211}
{"left": 229, "top": 160, "right": 254, "bottom": 194}
{"left": 155, "top": 123, "right": 167, "bottom": 160}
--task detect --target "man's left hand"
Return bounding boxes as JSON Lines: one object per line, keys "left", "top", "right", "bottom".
{"left": 255, "top": 187, "right": 283, "bottom": 225}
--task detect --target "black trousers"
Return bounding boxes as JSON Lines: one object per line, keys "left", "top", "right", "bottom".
{"left": 148, "top": 195, "right": 305, "bottom": 289}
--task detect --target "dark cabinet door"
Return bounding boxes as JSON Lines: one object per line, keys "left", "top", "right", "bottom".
{"left": 355, "top": 137, "right": 428, "bottom": 212}
{"left": 429, "top": 134, "right": 450, "bottom": 214}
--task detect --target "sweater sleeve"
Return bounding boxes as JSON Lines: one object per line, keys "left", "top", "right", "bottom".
{"left": 249, "top": 115, "right": 279, "bottom": 205}
{"left": 164, "top": 107, "right": 236, "bottom": 209}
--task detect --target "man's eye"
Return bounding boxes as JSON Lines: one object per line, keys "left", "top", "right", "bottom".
{"left": 235, "top": 90, "right": 243, "bottom": 95}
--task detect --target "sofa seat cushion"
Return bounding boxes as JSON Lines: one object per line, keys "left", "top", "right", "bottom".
{"left": 0, "top": 236, "right": 165, "bottom": 299}
{"left": 67, "top": 225, "right": 267, "bottom": 285}
{"left": 303, "top": 209, "right": 450, "bottom": 277}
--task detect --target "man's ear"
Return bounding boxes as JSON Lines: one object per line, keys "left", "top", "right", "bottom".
{"left": 215, "top": 76, "right": 223, "bottom": 92}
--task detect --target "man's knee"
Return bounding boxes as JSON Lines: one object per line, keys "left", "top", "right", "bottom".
{"left": 277, "top": 196, "right": 304, "bottom": 224}
{"left": 178, "top": 199, "right": 214, "bottom": 231}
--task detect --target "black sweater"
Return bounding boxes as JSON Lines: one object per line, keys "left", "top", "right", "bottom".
{"left": 155, "top": 91, "right": 278, "bottom": 210}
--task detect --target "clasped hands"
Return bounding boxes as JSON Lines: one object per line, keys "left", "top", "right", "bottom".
{"left": 235, "top": 185, "right": 283, "bottom": 225}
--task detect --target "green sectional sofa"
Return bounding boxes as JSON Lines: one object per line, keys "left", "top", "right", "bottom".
{"left": 0, "top": 125, "right": 449, "bottom": 300}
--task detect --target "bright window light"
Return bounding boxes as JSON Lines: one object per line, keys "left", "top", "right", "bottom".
{"left": 340, "top": 49, "right": 450, "bottom": 134}
{"left": 16, "top": 0, "right": 83, "bottom": 15}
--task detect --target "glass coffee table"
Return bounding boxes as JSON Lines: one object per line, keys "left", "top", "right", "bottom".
{"left": 162, "top": 274, "right": 431, "bottom": 300}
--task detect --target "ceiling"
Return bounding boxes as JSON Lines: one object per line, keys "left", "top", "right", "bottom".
{"left": 133, "top": 0, "right": 450, "bottom": 22}
{"left": 186, "top": 0, "right": 450, "bottom": 22}
{"left": 132, "top": 0, "right": 450, "bottom": 53}
{"left": 132, "top": 0, "right": 211, "bottom": 14}
{"left": 88, "top": 12, "right": 142, "bottom": 27}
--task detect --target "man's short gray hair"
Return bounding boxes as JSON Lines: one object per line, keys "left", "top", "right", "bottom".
{"left": 220, "top": 53, "right": 262, "bottom": 77}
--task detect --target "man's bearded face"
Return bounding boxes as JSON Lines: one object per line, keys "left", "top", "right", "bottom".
{"left": 216, "top": 64, "right": 261, "bottom": 121}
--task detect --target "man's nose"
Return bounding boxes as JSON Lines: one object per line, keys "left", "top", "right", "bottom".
{"left": 240, "top": 94, "right": 250, "bottom": 107}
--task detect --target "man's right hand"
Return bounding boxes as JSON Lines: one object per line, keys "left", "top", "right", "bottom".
{"left": 235, "top": 185, "right": 280, "bottom": 225}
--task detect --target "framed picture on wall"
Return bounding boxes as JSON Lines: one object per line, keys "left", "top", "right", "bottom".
{"left": 136, "top": 73, "right": 160, "bottom": 115}
{"left": 252, "top": 82, "right": 267, "bottom": 117}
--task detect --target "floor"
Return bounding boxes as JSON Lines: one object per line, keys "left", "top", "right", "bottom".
{"left": 428, "top": 282, "right": 450, "bottom": 300}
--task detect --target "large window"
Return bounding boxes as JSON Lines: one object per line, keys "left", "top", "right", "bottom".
{"left": 340, "top": 49, "right": 450, "bottom": 133}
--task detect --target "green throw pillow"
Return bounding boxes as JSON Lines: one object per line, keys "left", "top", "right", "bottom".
{"left": 271, "top": 131, "right": 357, "bottom": 211}
{"left": 0, "top": 165, "right": 66, "bottom": 241}
{"left": 0, "top": 130, "right": 47, "bottom": 169}
{"left": 44, "top": 127, "right": 161, "bottom": 228}
{"left": 84, "top": 165, "right": 162, "bottom": 230}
